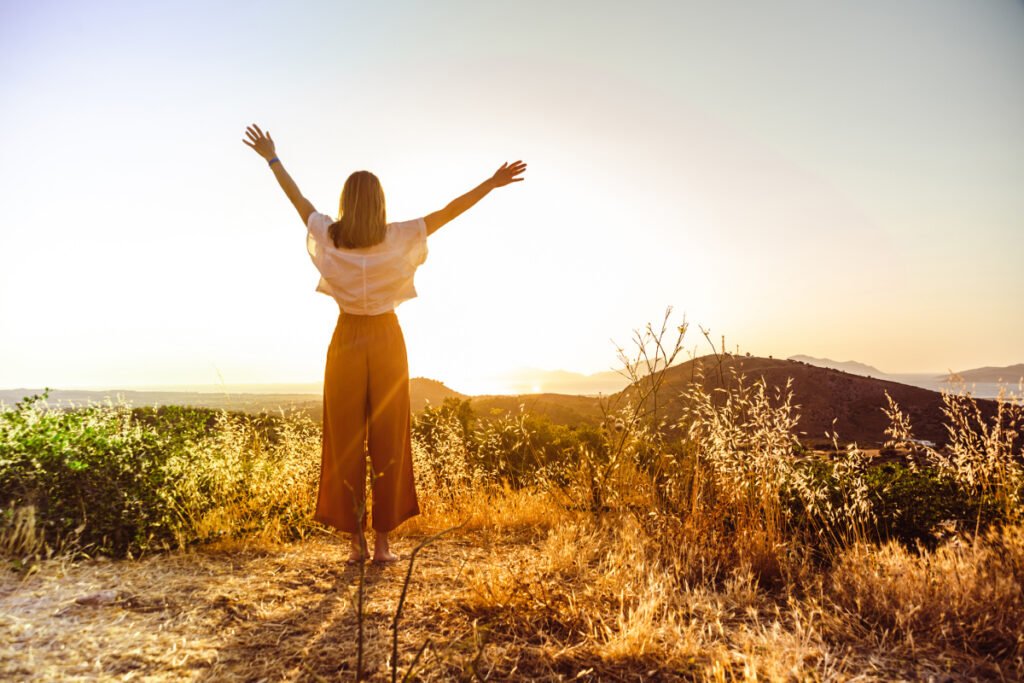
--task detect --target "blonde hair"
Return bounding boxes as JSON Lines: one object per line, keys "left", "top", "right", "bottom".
{"left": 328, "top": 170, "right": 387, "bottom": 249}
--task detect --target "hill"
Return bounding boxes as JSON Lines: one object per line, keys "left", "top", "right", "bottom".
{"left": 943, "top": 363, "right": 1024, "bottom": 383}
{"left": 410, "top": 377, "right": 466, "bottom": 411}
{"left": 443, "top": 356, "right": 993, "bottom": 448}
{"left": 616, "top": 355, "right": 1000, "bottom": 447}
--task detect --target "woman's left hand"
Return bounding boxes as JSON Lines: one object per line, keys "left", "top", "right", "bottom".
{"left": 242, "top": 123, "right": 276, "bottom": 160}
{"left": 489, "top": 160, "right": 527, "bottom": 188}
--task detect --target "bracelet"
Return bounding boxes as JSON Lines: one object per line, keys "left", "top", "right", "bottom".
{"left": 267, "top": 156, "right": 280, "bottom": 166}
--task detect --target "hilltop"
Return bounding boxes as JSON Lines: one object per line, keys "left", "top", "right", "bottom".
{"left": 613, "top": 355, "right": 1002, "bottom": 448}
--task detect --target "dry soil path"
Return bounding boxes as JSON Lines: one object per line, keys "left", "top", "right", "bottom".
{"left": 1, "top": 530, "right": 568, "bottom": 681}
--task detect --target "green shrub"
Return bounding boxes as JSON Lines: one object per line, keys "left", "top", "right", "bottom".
{"left": 783, "top": 459, "right": 1006, "bottom": 552}
{"left": 413, "top": 398, "right": 589, "bottom": 490}
{"left": 0, "top": 391, "right": 197, "bottom": 557}
{"left": 0, "top": 391, "right": 321, "bottom": 561}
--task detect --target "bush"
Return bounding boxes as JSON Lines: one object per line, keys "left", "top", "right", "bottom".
{"left": 0, "top": 391, "right": 197, "bottom": 557}
{"left": 0, "top": 391, "right": 322, "bottom": 561}
{"left": 413, "top": 397, "right": 589, "bottom": 491}
{"left": 861, "top": 462, "right": 1003, "bottom": 550}
{"left": 782, "top": 459, "right": 1003, "bottom": 553}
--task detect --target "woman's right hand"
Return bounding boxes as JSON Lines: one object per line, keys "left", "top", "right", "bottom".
{"left": 489, "top": 160, "right": 527, "bottom": 188}
{"left": 243, "top": 123, "right": 277, "bottom": 161}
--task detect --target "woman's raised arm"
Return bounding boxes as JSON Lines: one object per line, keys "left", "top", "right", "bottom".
{"left": 424, "top": 161, "right": 527, "bottom": 236}
{"left": 242, "top": 123, "right": 315, "bottom": 226}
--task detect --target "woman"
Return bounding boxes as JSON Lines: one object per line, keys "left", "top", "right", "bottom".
{"left": 243, "top": 123, "right": 526, "bottom": 563}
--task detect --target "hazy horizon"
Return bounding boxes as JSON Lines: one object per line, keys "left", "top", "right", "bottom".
{"left": 3, "top": 1, "right": 1022, "bottom": 390}
{"left": 5, "top": 354, "right": 1020, "bottom": 399}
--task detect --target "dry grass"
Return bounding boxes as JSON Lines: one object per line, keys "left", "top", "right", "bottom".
{"left": 3, "top": 310, "right": 1023, "bottom": 680}
{"left": 5, "top": 508, "right": 1021, "bottom": 680}
{"left": 824, "top": 524, "right": 1024, "bottom": 673}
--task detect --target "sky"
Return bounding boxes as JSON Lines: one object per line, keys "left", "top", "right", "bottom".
{"left": 1, "top": 0, "right": 1022, "bottom": 394}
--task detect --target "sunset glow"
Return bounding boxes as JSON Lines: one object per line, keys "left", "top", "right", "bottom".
{"left": 1, "top": 1, "right": 1022, "bottom": 394}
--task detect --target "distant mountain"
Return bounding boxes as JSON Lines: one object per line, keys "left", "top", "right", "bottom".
{"left": 940, "top": 364, "right": 1024, "bottom": 384}
{"left": 788, "top": 355, "right": 885, "bottom": 378}
{"left": 0, "top": 377, "right": 465, "bottom": 420}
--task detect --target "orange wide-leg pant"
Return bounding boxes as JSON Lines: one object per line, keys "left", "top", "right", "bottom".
{"left": 314, "top": 310, "right": 420, "bottom": 534}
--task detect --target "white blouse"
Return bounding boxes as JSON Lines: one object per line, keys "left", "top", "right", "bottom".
{"left": 305, "top": 211, "right": 428, "bottom": 315}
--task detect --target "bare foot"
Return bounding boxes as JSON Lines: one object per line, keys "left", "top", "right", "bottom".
{"left": 372, "top": 532, "right": 401, "bottom": 564}
{"left": 347, "top": 533, "right": 367, "bottom": 564}
{"left": 372, "top": 549, "right": 400, "bottom": 563}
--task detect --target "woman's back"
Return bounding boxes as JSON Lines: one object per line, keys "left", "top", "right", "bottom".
{"left": 305, "top": 211, "right": 428, "bottom": 315}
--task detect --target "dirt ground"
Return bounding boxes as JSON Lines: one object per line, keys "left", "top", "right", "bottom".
{"left": 6, "top": 519, "right": 1013, "bottom": 681}
{"left": 1, "top": 529, "right": 585, "bottom": 682}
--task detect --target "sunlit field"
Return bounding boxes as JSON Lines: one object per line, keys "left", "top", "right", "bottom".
{"left": 4, "top": 0, "right": 1023, "bottom": 680}
{"left": 3, "top": 317, "right": 1022, "bottom": 681}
